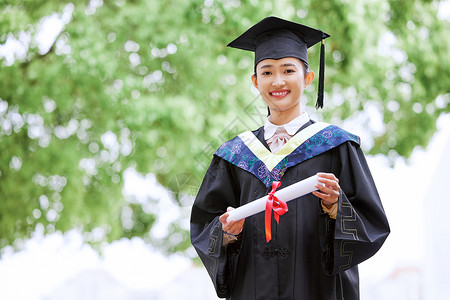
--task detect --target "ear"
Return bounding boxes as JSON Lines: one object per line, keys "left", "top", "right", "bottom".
{"left": 251, "top": 74, "right": 258, "bottom": 89}
{"left": 304, "top": 70, "right": 315, "bottom": 87}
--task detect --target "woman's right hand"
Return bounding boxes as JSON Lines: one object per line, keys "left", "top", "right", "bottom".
{"left": 219, "top": 207, "right": 245, "bottom": 235}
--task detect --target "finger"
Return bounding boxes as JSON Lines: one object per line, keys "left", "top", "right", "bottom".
{"left": 315, "top": 182, "right": 339, "bottom": 195}
{"left": 319, "top": 187, "right": 340, "bottom": 198}
{"left": 317, "top": 172, "right": 338, "bottom": 182}
{"left": 313, "top": 190, "right": 330, "bottom": 200}
{"left": 230, "top": 219, "right": 245, "bottom": 234}
{"left": 313, "top": 195, "right": 337, "bottom": 207}
{"left": 222, "top": 223, "right": 232, "bottom": 233}
{"left": 221, "top": 207, "right": 244, "bottom": 234}
{"left": 317, "top": 177, "right": 340, "bottom": 189}
{"left": 220, "top": 207, "right": 236, "bottom": 227}
{"left": 313, "top": 190, "right": 339, "bottom": 203}
{"left": 317, "top": 180, "right": 340, "bottom": 194}
{"left": 223, "top": 219, "right": 243, "bottom": 232}
{"left": 317, "top": 173, "right": 340, "bottom": 188}
{"left": 219, "top": 212, "right": 229, "bottom": 225}
{"left": 227, "top": 219, "right": 244, "bottom": 235}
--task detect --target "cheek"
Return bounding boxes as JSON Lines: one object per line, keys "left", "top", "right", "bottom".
{"left": 299, "top": 82, "right": 305, "bottom": 92}
{"left": 295, "top": 78, "right": 306, "bottom": 93}
{"left": 257, "top": 80, "right": 270, "bottom": 94}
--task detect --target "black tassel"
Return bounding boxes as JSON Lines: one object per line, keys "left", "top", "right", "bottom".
{"left": 316, "top": 37, "right": 325, "bottom": 109}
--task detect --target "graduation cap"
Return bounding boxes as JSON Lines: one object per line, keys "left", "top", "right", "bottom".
{"left": 227, "top": 16, "right": 330, "bottom": 109}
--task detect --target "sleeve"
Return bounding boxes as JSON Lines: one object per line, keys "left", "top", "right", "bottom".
{"left": 319, "top": 141, "right": 390, "bottom": 276}
{"left": 190, "top": 155, "right": 242, "bottom": 298}
{"left": 320, "top": 200, "right": 338, "bottom": 219}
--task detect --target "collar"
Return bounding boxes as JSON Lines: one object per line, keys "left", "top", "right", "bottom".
{"left": 264, "top": 112, "right": 310, "bottom": 140}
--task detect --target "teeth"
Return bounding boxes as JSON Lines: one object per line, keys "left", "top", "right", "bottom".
{"left": 272, "top": 91, "right": 288, "bottom": 96}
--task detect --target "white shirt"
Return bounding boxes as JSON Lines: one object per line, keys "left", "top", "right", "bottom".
{"left": 264, "top": 112, "right": 310, "bottom": 141}
{"left": 263, "top": 112, "right": 338, "bottom": 219}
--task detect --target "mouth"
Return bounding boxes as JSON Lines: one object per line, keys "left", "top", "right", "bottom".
{"left": 270, "top": 90, "right": 290, "bottom": 98}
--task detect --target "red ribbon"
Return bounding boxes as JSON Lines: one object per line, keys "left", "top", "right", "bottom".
{"left": 265, "top": 181, "right": 288, "bottom": 243}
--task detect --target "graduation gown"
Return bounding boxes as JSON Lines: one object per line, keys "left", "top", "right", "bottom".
{"left": 190, "top": 120, "right": 390, "bottom": 300}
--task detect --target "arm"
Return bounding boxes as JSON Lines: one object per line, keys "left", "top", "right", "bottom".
{"left": 219, "top": 207, "right": 245, "bottom": 246}
{"left": 190, "top": 156, "right": 242, "bottom": 298}
{"left": 313, "top": 172, "right": 341, "bottom": 219}
{"left": 319, "top": 142, "right": 390, "bottom": 275}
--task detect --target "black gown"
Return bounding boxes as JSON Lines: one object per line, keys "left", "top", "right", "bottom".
{"left": 190, "top": 120, "right": 390, "bottom": 300}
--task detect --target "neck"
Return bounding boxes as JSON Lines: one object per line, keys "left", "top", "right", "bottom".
{"left": 269, "top": 107, "right": 302, "bottom": 125}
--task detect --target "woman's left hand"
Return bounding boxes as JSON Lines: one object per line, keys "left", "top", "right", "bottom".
{"left": 312, "top": 172, "right": 340, "bottom": 207}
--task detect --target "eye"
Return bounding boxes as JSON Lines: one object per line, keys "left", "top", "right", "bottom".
{"left": 285, "top": 69, "right": 295, "bottom": 74}
{"left": 261, "top": 71, "right": 271, "bottom": 76}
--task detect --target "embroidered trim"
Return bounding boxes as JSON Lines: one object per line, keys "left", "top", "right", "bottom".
{"left": 237, "top": 122, "right": 329, "bottom": 172}
{"left": 215, "top": 124, "right": 360, "bottom": 187}
{"left": 262, "top": 246, "right": 289, "bottom": 258}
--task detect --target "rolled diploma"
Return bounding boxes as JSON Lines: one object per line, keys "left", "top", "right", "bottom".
{"left": 226, "top": 175, "right": 323, "bottom": 222}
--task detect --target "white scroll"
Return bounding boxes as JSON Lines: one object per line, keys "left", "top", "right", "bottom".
{"left": 226, "top": 175, "right": 323, "bottom": 222}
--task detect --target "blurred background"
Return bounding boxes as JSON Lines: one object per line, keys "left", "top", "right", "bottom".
{"left": 0, "top": 0, "right": 449, "bottom": 299}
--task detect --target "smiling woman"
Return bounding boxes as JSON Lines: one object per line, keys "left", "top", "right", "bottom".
{"left": 251, "top": 57, "right": 314, "bottom": 125}
{"left": 190, "top": 16, "right": 390, "bottom": 300}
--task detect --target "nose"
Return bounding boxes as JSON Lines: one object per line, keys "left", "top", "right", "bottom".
{"left": 272, "top": 74, "right": 285, "bottom": 87}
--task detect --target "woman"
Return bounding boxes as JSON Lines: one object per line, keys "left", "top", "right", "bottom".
{"left": 190, "top": 16, "right": 390, "bottom": 300}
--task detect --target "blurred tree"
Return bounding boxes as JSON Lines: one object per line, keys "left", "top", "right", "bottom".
{"left": 0, "top": 0, "right": 448, "bottom": 254}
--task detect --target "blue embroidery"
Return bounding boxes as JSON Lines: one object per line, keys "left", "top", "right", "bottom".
{"left": 214, "top": 125, "right": 360, "bottom": 187}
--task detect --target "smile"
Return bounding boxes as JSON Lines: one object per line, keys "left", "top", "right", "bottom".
{"left": 270, "top": 90, "right": 290, "bottom": 97}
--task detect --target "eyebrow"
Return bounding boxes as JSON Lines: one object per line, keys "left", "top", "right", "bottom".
{"left": 259, "top": 63, "right": 298, "bottom": 70}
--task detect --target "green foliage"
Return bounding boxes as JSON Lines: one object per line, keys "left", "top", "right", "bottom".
{"left": 0, "top": 0, "right": 448, "bottom": 254}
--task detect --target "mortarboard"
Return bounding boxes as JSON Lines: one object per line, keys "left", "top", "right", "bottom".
{"left": 227, "top": 16, "right": 330, "bottom": 109}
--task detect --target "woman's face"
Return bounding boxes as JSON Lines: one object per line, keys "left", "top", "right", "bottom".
{"left": 252, "top": 57, "right": 313, "bottom": 116}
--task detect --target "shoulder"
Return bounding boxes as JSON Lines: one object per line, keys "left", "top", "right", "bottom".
{"left": 309, "top": 120, "right": 361, "bottom": 146}
{"left": 215, "top": 126, "right": 264, "bottom": 153}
